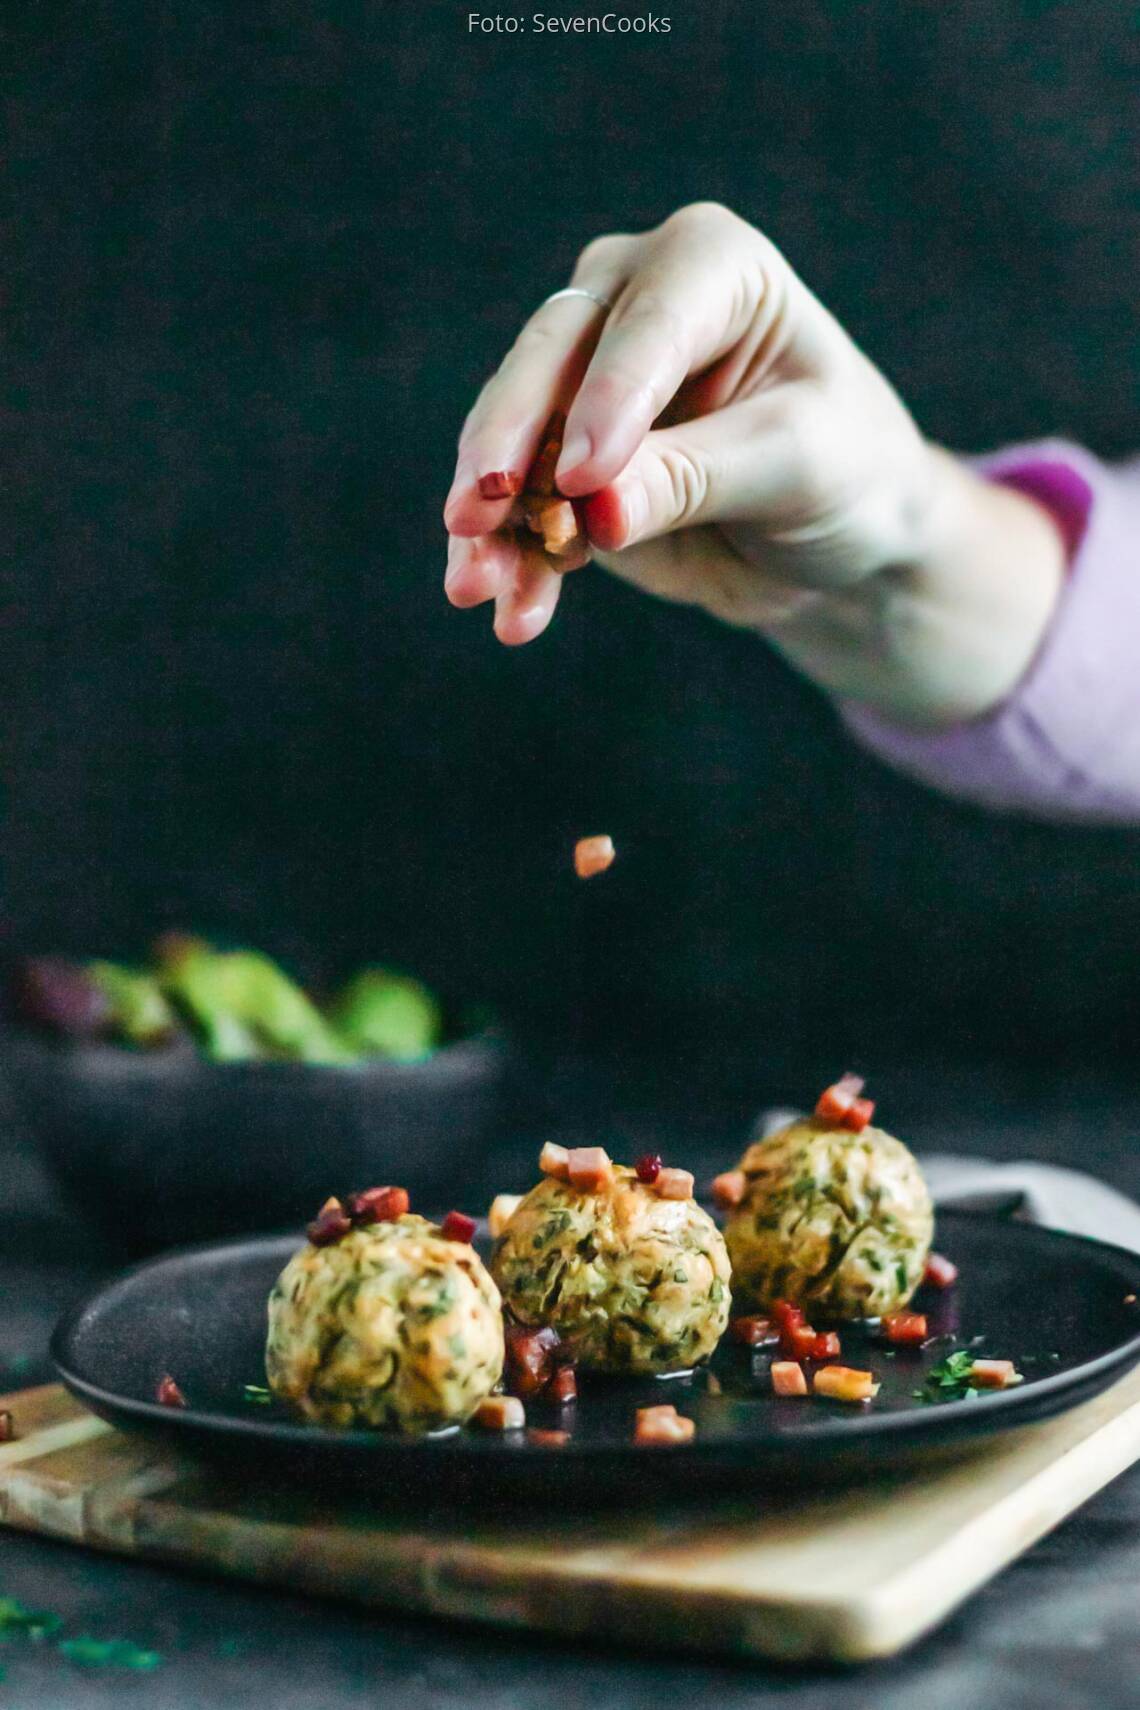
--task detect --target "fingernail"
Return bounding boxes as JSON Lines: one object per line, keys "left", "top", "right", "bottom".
{"left": 556, "top": 433, "right": 592, "bottom": 483}
{"left": 444, "top": 536, "right": 466, "bottom": 588}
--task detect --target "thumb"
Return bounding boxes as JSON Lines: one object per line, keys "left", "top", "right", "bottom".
{"left": 583, "top": 394, "right": 805, "bottom": 553}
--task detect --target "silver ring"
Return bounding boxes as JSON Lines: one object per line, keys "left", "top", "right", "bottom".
{"left": 543, "top": 286, "right": 613, "bottom": 313}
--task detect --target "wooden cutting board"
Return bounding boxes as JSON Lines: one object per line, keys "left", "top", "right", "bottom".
{"left": 3, "top": 1373, "right": 1140, "bottom": 1663}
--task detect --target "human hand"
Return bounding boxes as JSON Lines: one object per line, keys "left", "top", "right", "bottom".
{"left": 444, "top": 204, "right": 1063, "bottom": 723}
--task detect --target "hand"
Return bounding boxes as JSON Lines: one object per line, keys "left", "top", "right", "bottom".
{"left": 444, "top": 203, "right": 1064, "bottom": 724}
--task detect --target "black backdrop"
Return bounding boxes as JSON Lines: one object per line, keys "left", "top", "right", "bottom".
{"left": 5, "top": 0, "right": 1140, "bottom": 1094}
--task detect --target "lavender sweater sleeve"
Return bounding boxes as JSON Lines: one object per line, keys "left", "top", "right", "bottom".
{"left": 842, "top": 441, "right": 1140, "bottom": 824}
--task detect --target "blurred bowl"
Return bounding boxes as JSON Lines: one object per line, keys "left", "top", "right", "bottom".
{"left": 0, "top": 1030, "right": 514, "bottom": 1255}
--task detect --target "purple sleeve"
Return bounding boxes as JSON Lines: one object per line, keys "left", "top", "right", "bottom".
{"left": 841, "top": 441, "right": 1140, "bottom": 824}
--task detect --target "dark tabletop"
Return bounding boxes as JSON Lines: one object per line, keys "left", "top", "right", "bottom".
{"left": 2, "top": 1070, "right": 1139, "bottom": 1710}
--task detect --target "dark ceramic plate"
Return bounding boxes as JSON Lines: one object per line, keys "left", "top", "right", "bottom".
{"left": 52, "top": 1211, "right": 1140, "bottom": 1504}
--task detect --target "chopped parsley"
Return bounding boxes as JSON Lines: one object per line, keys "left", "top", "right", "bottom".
{"left": 59, "top": 1637, "right": 162, "bottom": 1671}
{"left": 242, "top": 1384, "right": 272, "bottom": 1405}
{"left": 0, "top": 1598, "right": 62, "bottom": 1642}
{"left": 0, "top": 1593, "right": 161, "bottom": 1674}
{"left": 913, "top": 1349, "right": 980, "bottom": 1403}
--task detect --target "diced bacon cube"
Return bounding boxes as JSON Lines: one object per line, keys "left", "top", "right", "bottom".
{"left": 156, "top": 1375, "right": 187, "bottom": 1409}
{"left": 815, "top": 1073, "right": 866, "bottom": 1124}
{"left": 812, "top": 1365, "right": 880, "bottom": 1403}
{"left": 547, "top": 1365, "right": 578, "bottom": 1404}
{"left": 923, "top": 1252, "right": 959, "bottom": 1290}
{"left": 809, "top": 1331, "right": 842, "bottom": 1360}
{"left": 783, "top": 1323, "right": 820, "bottom": 1361}
{"left": 711, "top": 1169, "right": 747, "bottom": 1209}
{"left": 968, "top": 1359, "right": 1020, "bottom": 1389}
{"left": 567, "top": 1146, "right": 613, "bottom": 1192}
{"left": 348, "top": 1185, "right": 410, "bottom": 1225}
{"left": 653, "top": 1167, "right": 694, "bottom": 1201}
{"left": 488, "top": 1193, "right": 523, "bottom": 1238}
{"left": 532, "top": 497, "right": 582, "bottom": 557}
{"left": 527, "top": 420, "right": 564, "bottom": 496}
{"left": 730, "top": 1315, "right": 777, "bottom": 1347}
{"left": 505, "top": 1324, "right": 562, "bottom": 1397}
{"left": 574, "top": 835, "right": 615, "bottom": 879}
{"left": 473, "top": 1395, "right": 526, "bottom": 1430}
{"left": 842, "top": 1096, "right": 876, "bottom": 1133}
{"left": 882, "top": 1311, "right": 928, "bottom": 1346}
{"left": 477, "top": 470, "right": 523, "bottom": 500}
{"left": 772, "top": 1299, "right": 806, "bottom": 1333}
{"left": 539, "top": 1142, "right": 571, "bottom": 1181}
{"left": 771, "top": 1361, "right": 808, "bottom": 1396}
{"left": 440, "top": 1209, "right": 477, "bottom": 1244}
{"left": 634, "top": 1404, "right": 696, "bottom": 1445}
{"left": 307, "top": 1196, "right": 352, "bottom": 1246}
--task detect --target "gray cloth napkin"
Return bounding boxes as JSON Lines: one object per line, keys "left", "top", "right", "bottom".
{"left": 755, "top": 1110, "right": 1140, "bottom": 1255}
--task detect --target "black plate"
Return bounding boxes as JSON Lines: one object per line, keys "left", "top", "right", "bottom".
{"left": 52, "top": 1211, "right": 1140, "bottom": 1504}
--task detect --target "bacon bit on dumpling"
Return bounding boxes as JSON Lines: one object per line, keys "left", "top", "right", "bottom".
{"left": 634, "top": 1403, "right": 696, "bottom": 1445}
{"left": 711, "top": 1169, "right": 747, "bottom": 1208}
{"left": 306, "top": 1196, "right": 353, "bottom": 1246}
{"left": 488, "top": 1193, "right": 523, "bottom": 1238}
{"left": 653, "top": 1167, "right": 695, "bottom": 1201}
{"left": 440, "top": 1210, "right": 477, "bottom": 1244}
{"left": 574, "top": 835, "right": 615, "bottom": 879}
{"left": 815, "top": 1073, "right": 875, "bottom": 1131}
{"left": 348, "top": 1186, "right": 410, "bottom": 1225}
{"left": 538, "top": 1141, "right": 571, "bottom": 1181}
{"left": 567, "top": 1146, "right": 613, "bottom": 1192}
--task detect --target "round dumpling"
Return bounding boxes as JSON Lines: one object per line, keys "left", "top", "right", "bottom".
{"left": 492, "top": 1167, "right": 731, "bottom": 1372}
{"left": 723, "top": 1118, "right": 933, "bottom": 1319}
{"left": 265, "top": 1214, "right": 504, "bottom": 1431}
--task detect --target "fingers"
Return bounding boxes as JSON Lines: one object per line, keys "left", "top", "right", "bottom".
{"left": 444, "top": 237, "right": 636, "bottom": 539}
{"left": 583, "top": 389, "right": 821, "bottom": 552}
{"left": 493, "top": 539, "right": 565, "bottom": 646}
{"left": 445, "top": 532, "right": 569, "bottom": 645}
{"left": 554, "top": 204, "right": 778, "bottom": 497}
{"left": 444, "top": 530, "right": 515, "bottom": 608}
{"left": 590, "top": 524, "right": 822, "bottom": 631}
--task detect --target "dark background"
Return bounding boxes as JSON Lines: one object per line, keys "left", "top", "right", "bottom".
{"left": 5, "top": 0, "right": 1140, "bottom": 1117}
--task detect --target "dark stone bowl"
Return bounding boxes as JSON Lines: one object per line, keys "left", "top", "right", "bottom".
{"left": 0, "top": 1030, "right": 514, "bottom": 1256}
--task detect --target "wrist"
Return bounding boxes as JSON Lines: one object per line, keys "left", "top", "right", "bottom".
{"left": 833, "top": 445, "right": 1068, "bottom": 725}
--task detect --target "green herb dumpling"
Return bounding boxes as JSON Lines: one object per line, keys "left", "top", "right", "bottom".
{"left": 492, "top": 1159, "right": 731, "bottom": 1373}
{"left": 265, "top": 1215, "right": 504, "bottom": 1432}
{"left": 723, "top": 1117, "right": 933, "bottom": 1320}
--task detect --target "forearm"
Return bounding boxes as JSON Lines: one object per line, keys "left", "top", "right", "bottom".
{"left": 762, "top": 446, "right": 1067, "bottom": 727}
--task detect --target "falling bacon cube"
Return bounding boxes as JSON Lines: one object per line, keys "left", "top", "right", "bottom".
{"left": 574, "top": 835, "right": 615, "bottom": 879}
